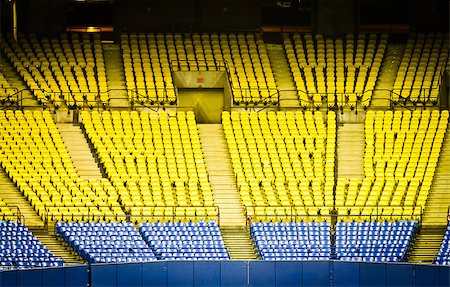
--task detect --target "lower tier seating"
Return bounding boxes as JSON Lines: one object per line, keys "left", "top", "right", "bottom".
{"left": 0, "top": 221, "right": 63, "bottom": 269}
{"left": 335, "top": 221, "right": 417, "bottom": 262}
{"left": 251, "top": 221, "right": 331, "bottom": 260}
{"left": 251, "top": 221, "right": 417, "bottom": 262}
{"left": 139, "top": 221, "right": 229, "bottom": 260}
{"left": 55, "top": 222, "right": 156, "bottom": 263}
{"left": 434, "top": 223, "right": 450, "bottom": 265}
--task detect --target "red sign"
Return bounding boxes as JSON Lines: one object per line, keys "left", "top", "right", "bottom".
{"left": 196, "top": 77, "right": 204, "bottom": 83}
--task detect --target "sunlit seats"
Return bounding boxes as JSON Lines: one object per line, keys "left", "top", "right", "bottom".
{"left": 283, "top": 33, "right": 387, "bottom": 108}
{"left": 0, "top": 110, "right": 123, "bottom": 221}
{"left": 81, "top": 110, "right": 215, "bottom": 222}
{"left": 223, "top": 111, "right": 336, "bottom": 221}
{"left": 339, "top": 110, "right": 448, "bottom": 219}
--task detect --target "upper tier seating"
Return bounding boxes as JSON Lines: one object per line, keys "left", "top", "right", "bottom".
{"left": 222, "top": 111, "right": 336, "bottom": 221}
{"left": 1, "top": 33, "right": 108, "bottom": 107}
{"left": 251, "top": 221, "right": 331, "bottom": 260}
{"left": 81, "top": 111, "right": 216, "bottom": 222}
{"left": 0, "top": 221, "right": 63, "bottom": 269}
{"left": 139, "top": 221, "right": 229, "bottom": 260}
{"left": 335, "top": 221, "right": 417, "bottom": 262}
{"left": 435, "top": 222, "right": 450, "bottom": 265}
{"left": 55, "top": 221, "right": 156, "bottom": 263}
{"left": 0, "top": 110, "right": 124, "bottom": 221}
{"left": 121, "top": 33, "right": 276, "bottom": 105}
{"left": 392, "top": 33, "right": 449, "bottom": 104}
{"left": 121, "top": 34, "right": 177, "bottom": 104}
{"left": 219, "top": 33, "right": 277, "bottom": 104}
{"left": 284, "top": 33, "right": 387, "bottom": 108}
{"left": 336, "top": 110, "right": 448, "bottom": 220}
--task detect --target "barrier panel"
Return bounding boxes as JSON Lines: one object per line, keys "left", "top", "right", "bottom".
{"left": 1, "top": 260, "right": 449, "bottom": 287}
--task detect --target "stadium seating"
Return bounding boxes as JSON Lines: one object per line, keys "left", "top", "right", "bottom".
{"left": 284, "top": 33, "right": 387, "bottom": 108}
{"left": 81, "top": 110, "right": 216, "bottom": 222}
{"left": 121, "top": 32, "right": 276, "bottom": 105}
{"left": 55, "top": 221, "right": 156, "bottom": 263}
{"left": 1, "top": 33, "right": 108, "bottom": 107}
{"left": 336, "top": 110, "right": 448, "bottom": 220}
{"left": 392, "top": 33, "right": 449, "bottom": 104}
{"left": 139, "top": 220, "right": 229, "bottom": 260}
{"left": 435, "top": 222, "right": 450, "bottom": 265}
{"left": 0, "top": 110, "right": 124, "bottom": 221}
{"left": 251, "top": 221, "right": 331, "bottom": 260}
{"left": 0, "top": 221, "right": 63, "bottom": 268}
{"left": 121, "top": 33, "right": 177, "bottom": 104}
{"left": 222, "top": 111, "right": 336, "bottom": 221}
{"left": 219, "top": 33, "right": 277, "bottom": 104}
{"left": 335, "top": 221, "right": 417, "bottom": 262}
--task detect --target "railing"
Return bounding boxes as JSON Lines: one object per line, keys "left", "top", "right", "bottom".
{"left": 44, "top": 205, "right": 221, "bottom": 227}
{"left": 0, "top": 206, "right": 25, "bottom": 223}
{"left": 245, "top": 205, "right": 422, "bottom": 226}
{"left": 170, "top": 59, "right": 226, "bottom": 72}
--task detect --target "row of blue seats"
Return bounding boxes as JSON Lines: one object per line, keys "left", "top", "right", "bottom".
{"left": 435, "top": 223, "right": 450, "bottom": 264}
{"left": 252, "top": 221, "right": 417, "bottom": 262}
{"left": 0, "top": 221, "right": 63, "bottom": 269}
{"left": 56, "top": 221, "right": 230, "bottom": 263}
{"left": 140, "top": 222, "right": 230, "bottom": 260}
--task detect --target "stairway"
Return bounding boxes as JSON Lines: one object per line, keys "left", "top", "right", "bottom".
{"left": 421, "top": 124, "right": 450, "bottom": 227}
{"left": 266, "top": 44, "right": 299, "bottom": 107}
{"left": 0, "top": 168, "right": 44, "bottom": 229}
{"left": 408, "top": 226, "right": 445, "bottom": 264}
{"left": 221, "top": 226, "right": 259, "bottom": 260}
{"left": 337, "top": 123, "right": 365, "bottom": 180}
{"left": 103, "top": 43, "right": 129, "bottom": 108}
{"left": 408, "top": 123, "right": 450, "bottom": 263}
{"left": 198, "top": 124, "right": 259, "bottom": 259}
{"left": 33, "top": 229, "right": 85, "bottom": 265}
{"left": 371, "top": 44, "right": 404, "bottom": 108}
{"left": 57, "top": 123, "right": 103, "bottom": 180}
{"left": 0, "top": 53, "right": 39, "bottom": 107}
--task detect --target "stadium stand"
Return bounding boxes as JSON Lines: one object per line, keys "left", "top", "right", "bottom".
{"left": 283, "top": 33, "right": 387, "bottom": 108}
{"left": 139, "top": 220, "right": 229, "bottom": 260}
{"left": 222, "top": 110, "right": 336, "bottom": 221}
{"left": 55, "top": 221, "right": 156, "bottom": 263}
{"left": 336, "top": 110, "right": 448, "bottom": 220}
{"left": 0, "top": 110, "right": 124, "bottom": 221}
{"left": 121, "top": 33, "right": 176, "bottom": 104}
{"left": 251, "top": 221, "right": 331, "bottom": 260}
{"left": 335, "top": 220, "right": 417, "bottom": 262}
{"left": 392, "top": 33, "right": 449, "bottom": 104}
{"left": 1, "top": 33, "right": 108, "bottom": 107}
{"left": 435, "top": 222, "right": 450, "bottom": 265}
{"left": 81, "top": 110, "right": 216, "bottom": 222}
{"left": 0, "top": 221, "right": 63, "bottom": 269}
{"left": 121, "top": 32, "right": 276, "bottom": 105}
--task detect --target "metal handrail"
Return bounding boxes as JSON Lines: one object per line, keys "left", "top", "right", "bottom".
{"left": 245, "top": 205, "right": 422, "bottom": 226}
{"left": 44, "top": 205, "right": 221, "bottom": 226}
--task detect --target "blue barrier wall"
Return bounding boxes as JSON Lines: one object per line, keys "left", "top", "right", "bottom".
{"left": 1, "top": 261, "right": 449, "bottom": 287}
